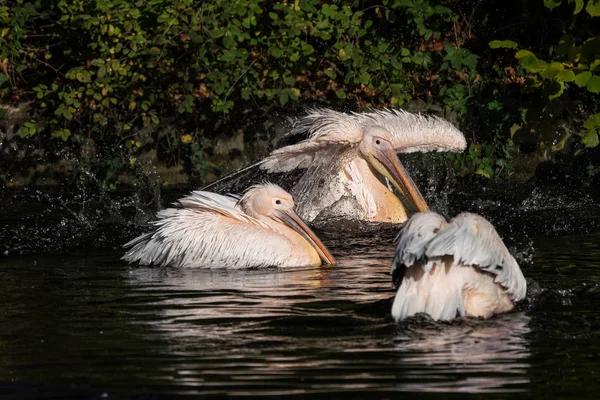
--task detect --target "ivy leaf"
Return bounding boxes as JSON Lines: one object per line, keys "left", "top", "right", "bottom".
{"left": 586, "top": 0, "right": 600, "bottom": 16}
{"left": 489, "top": 40, "right": 518, "bottom": 49}
{"left": 574, "top": 71, "right": 592, "bottom": 87}
{"left": 587, "top": 75, "right": 600, "bottom": 93}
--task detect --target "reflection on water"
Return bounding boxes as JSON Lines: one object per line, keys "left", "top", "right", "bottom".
{"left": 1, "top": 185, "right": 600, "bottom": 398}
{"left": 393, "top": 313, "right": 530, "bottom": 393}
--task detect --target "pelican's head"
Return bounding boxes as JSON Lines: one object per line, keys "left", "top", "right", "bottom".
{"left": 239, "top": 183, "right": 336, "bottom": 265}
{"left": 359, "top": 126, "right": 430, "bottom": 213}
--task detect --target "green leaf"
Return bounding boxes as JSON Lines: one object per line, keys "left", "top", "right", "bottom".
{"left": 55, "top": 129, "right": 72, "bottom": 141}
{"left": 335, "top": 89, "right": 346, "bottom": 99}
{"left": 539, "top": 61, "right": 564, "bottom": 79}
{"left": 519, "top": 55, "right": 548, "bottom": 72}
{"left": 557, "top": 70, "right": 575, "bottom": 82}
{"left": 586, "top": 0, "right": 600, "bottom": 16}
{"left": 544, "top": 0, "right": 562, "bottom": 10}
{"left": 575, "top": 71, "right": 592, "bottom": 87}
{"left": 582, "top": 129, "right": 599, "bottom": 147}
{"left": 279, "top": 91, "right": 288, "bottom": 106}
{"left": 590, "top": 59, "right": 600, "bottom": 71}
{"left": 548, "top": 80, "right": 564, "bottom": 100}
{"left": 223, "top": 34, "right": 235, "bottom": 49}
{"left": 289, "top": 88, "right": 300, "bottom": 101}
{"left": 584, "top": 113, "right": 600, "bottom": 129}
{"left": 587, "top": 75, "right": 600, "bottom": 93}
{"left": 571, "top": 0, "right": 584, "bottom": 13}
{"left": 489, "top": 40, "right": 518, "bottom": 49}
{"left": 283, "top": 76, "right": 295, "bottom": 85}
{"left": 324, "top": 69, "right": 337, "bottom": 79}
{"left": 475, "top": 169, "right": 491, "bottom": 178}
{"left": 515, "top": 50, "right": 535, "bottom": 60}
{"left": 556, "top": 35, "right": 575, "bottom": 57}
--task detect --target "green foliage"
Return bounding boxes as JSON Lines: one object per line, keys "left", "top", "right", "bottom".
{"left": 1, "top": 0, "right": 467, "bottom": 186}
{"left": 451, "top": 139, "right": 514, "bottom": 179}
{"left": 486, "top": 0, "right": 600, "bottom": 154}
{"left": 1, "top": 0, "right": 599, "bottom": 185}
{"left": 489, "top": 40, "right": 518, "bottom": 49}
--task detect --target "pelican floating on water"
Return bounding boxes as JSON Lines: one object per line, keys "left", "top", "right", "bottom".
{"left": 122, "top": 183, "right": 335, "bottom": 269}
{"left": 207, "top": 108, "right": 466, "bottom": 226}
{"left": 391, "top": 212, "right": 527, "bottom": 321}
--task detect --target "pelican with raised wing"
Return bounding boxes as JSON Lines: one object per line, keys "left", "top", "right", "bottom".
{"left": 122, "top": 183, "right": 335, "bottom": 269}
{"left": 391, "top": 212, "right": 527, "bottom": 321}
{"left": 209, "top": 108, "right": 466, "bottom": 226}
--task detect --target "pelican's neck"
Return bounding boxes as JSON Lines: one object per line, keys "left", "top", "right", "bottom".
{"left": 344, "top": 157, "right": 408, "bottom": 223}
{"left": 260, "top": 217, "right": 322, "bottom": 267}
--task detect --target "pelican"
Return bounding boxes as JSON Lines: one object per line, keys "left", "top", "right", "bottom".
{"left": 391, "top": 212, "right": 527, "bottom": 321}
{"left": 207, "top": 108, "right": 466, "bottom": 226}
{"left": 122, "top": 183, "right": 335, "bottom": 269}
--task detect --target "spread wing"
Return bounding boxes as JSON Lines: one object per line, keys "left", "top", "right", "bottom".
{"left": 273, "top": 107, "right": 466, "bottom": 154}
{"left": 425, "top": 213, "right": 527, "bottom": 301}
{"left": 391, "top": 212, "right": 448, "bottom": 286}
{"left": 122, "top": 191, "right": 292, "bottom": 269}
{"left": 205, "top": 107, "right": 465, "bottom": 198}
{"left": 353, "top": 108, "right": 466, "bottom": 153}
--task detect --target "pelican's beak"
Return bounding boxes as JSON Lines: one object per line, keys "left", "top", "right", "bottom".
{"left": 276, "top": 209, "right": 336, "bottom": 265}
{"left": 370, "top": 144, "right": 430, "bottom": 212}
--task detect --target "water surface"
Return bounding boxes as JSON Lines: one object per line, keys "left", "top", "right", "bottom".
{"left": 1, "top": 183, "right": 600, "bottom": 399}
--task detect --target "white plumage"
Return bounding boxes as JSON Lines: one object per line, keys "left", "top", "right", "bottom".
{"left": 391, "top": 212, "right": 527, "bottom": 321}
{"left": 258, "top": 108, "right": 466, "bottom": 225}
{"left": 122, "top": 183, "right": 335, "bottom": 269}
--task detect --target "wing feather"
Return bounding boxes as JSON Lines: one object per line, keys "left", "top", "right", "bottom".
{"left": 281, "top": 108, "right": 466, "bottom": 154}
{"left": 353, "top": 108, "right": 466, "bottom": 153}
{"left": 425, "top": 213, "right": 527, "bottom": 301}
{"left": 392, "top": 212, "right": 448, "bottom": 271}
{"left": 122, "top": 191, "right": 292, "bottom": 269}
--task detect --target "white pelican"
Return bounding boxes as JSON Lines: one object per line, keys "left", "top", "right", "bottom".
{"left": 391, "top": 212, "right": 527, "bottom": 321}
{"left": 122, "top": 183, "right": 335, "bottom": 269}
{"left": 207, "top": 108, "right": 466, "bottom": 225}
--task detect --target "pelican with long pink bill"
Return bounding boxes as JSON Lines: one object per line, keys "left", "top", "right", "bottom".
{"left": 207, "top": 108, "right": 466, "bottom": 225}
{"left": 122, "top": 183, "right": 335, "bottom": 269}
{"left": 391, "top": 212, "right": 527, "bottom": 321}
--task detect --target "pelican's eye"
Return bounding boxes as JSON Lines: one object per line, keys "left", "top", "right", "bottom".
{"left": 275, "top": 199, "right": 282, "bottom": 205}
{"left": 375, "top": 139, "right": 381, "bottom": 145}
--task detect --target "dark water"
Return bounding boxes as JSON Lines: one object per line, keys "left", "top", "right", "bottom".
{"left": 1, "top": 183, "right": 600, "bottom": 399}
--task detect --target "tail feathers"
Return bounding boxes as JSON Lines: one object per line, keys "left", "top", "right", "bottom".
{"left": 391, "top": 278, "right": 428, "bottom": 320}
{"left": 391, "top": 263, "right": 466, "bottom": 322}
{"left": 121, "top": 231, "right": 159, "bottom": 265}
